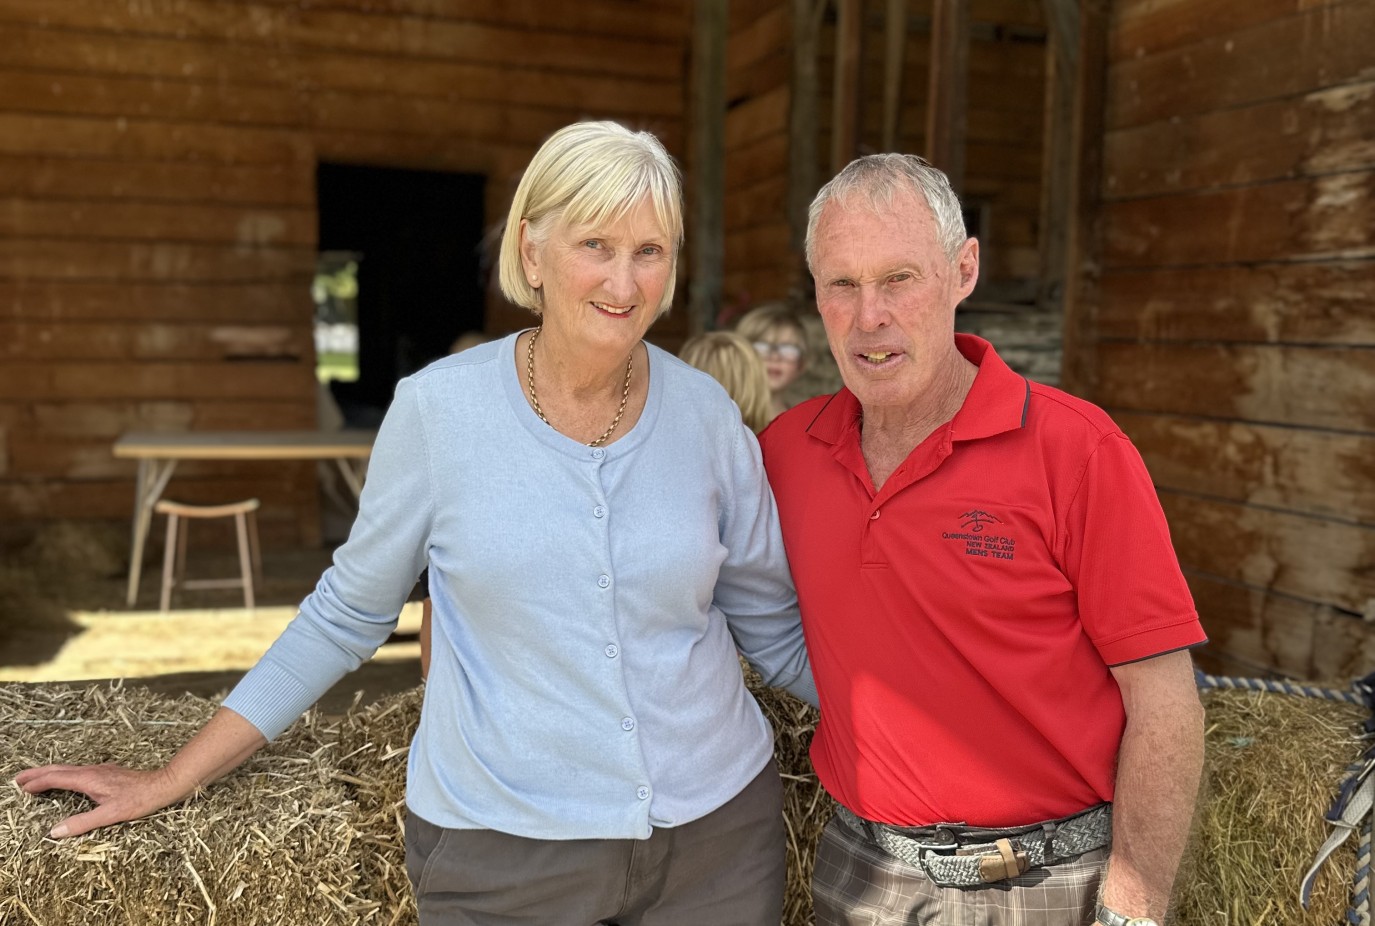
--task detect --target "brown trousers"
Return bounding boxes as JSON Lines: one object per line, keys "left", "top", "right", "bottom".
{"left": 405, "top": 758, "right": 785, "bottom": 926}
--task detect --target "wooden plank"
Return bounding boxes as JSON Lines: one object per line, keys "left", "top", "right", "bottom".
{"left": 0, "top": 156, "right": 313, "bottom": 207}
{"left": 305, "top": 92, "right": 594, "bottom": 149}
{"left": 1311, "top": 604, "right": 1375, "bottom": 681}
{"left": 1106, "top": 2, "right": 1375, "bottom": 130}
{"left": 260, "top": 0, "right": 690, "bottom": 42}
{"left": 0, "top": 113, "right": 311, "bottom": 164}
{"left": 292, "top": 52, "right": 682, "bottom": 118}
{"left": 0, "top": 281, "right": 311, "bottom": 323}
{"left": 689, "top": 0, "right": 727, "bottom": 337}
{"left": 0, "top": 0, "right": 686, "bottom": 50}
{"left": 1104, "top": 80, "right": 1375, "bottom": 199}
{"left": 1096, "top": 262, "right": 1375, "bottom": 345}
{"left": 29, "top": 401, "right": 195, "bottom": 439}
{"left": 1117, "top": 411, "right": 1375, "bottom": 523}
{"left": 724, "top": 175, "right": 789, "bottom": 233}
{"left": 788, "top": 0, "right": 824, "bottom": 263}
{"left": 723, "top": 222, "right": 793, "bottom": 272}
{"left": 881, "top": 0, "right": 909, "bottom": 150}
{"left": 0, "top": 362, "right": 315, "bottom": 402}
{"left": 1096, "top": 342, "right": 1375, "bottom": 432}
{"left": 727, "top": 2, "right": 788, "bottom": 74}
{"left": 1037, "top": 0, "right": 1076, "bottom": 312}
{"left": 0, "top": 241, "right": 315, "bottom": 284}
{"left": 0, "top": 23, "right": 297, "bottom": 87}
{"left": 1110, "top": 0, "right": 1349, "bottom": 62}
{"left": 0, "top": 323, "right": 312, "bottom": 363}
{"left": 926, "top": 0, "right": 970, "bottom": 190}
{"left": 725, "top": 85, "right": 790, "bottom": 150}
{"left": 726, "top": 48, "right": 790, "bottom": 104}
{"left": 727, "top": 132, "right": 791, "bottom": 190}
{"left": 0, "top": 200, "right": 316, "bottom": 248}
{"left": 284, "top": 9, "right": 682, "bottom": 79}
{"left": 0, "top": 476, "right": 315, "bottom": 521}
{"left": 1161, "top": 490, "right": 1375, "bottom": 615}
{"left": 831, "top": 0, "right": 863, "bottom": 173}
{"left": 1185, "top": 571, "right": 1323, "bottom": 679}
{"left": 1103, "top": 173, "right": 1375, "bottom": 269}
{"left": 0, "top": 68, "right": 303, "bottom": 127}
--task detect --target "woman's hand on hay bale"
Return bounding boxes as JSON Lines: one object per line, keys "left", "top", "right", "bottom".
{"left": 14, "top": 706, "right": 268, "bottom": 840}
{"left": 14, "top": 762, "right": 189, "bottom": 839}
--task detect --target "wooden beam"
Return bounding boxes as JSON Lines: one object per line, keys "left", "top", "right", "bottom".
{"left": 689, "top": 0, "right": 727, "bottom": 335}
{"left": 1058, "top": 0, "right": 1110, "bottom": 399}
{"left": 831, "top": 0, "right": 863, "bottom": 174}
{"left": 881, "top": 0, "right": 907, "bottom": 150}
{"left": 789, "top": 0, "right": 826, "bottom": 285}
{"left": 925, "top": 0, "right": 969, "bottom": 192}
{"left": 1037, "top": 0, "right": 1077, "bottom": 314}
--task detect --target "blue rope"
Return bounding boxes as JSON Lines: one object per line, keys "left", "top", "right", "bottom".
{"left": 1193, "top": 668, "right": 1371, "bottom": 706}
{"left": 1349, "top": 818, "right": 1370, "bottom": 926}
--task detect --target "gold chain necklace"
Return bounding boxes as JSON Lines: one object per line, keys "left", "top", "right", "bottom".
{"left": 526, "top": 327, "right": 634, "bottom": 447}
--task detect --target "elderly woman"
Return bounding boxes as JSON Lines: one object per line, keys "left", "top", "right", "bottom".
{"left": 17, "top": 121, "right": 814, "bottom": 926}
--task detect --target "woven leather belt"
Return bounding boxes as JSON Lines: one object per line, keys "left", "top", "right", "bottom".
{"left": 835, "top": 802, "right": 1113, "bottom": 888}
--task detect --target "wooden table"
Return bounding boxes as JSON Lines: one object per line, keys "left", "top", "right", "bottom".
{"left": 114, "top": 430, "right": 376, "bottom": 607}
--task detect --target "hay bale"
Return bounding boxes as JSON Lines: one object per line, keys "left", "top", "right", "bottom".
{"left": 9, "top": 677, "right": 1357, "bottom": 926}
{"left": 1, "top": 683, "right": 407, "bottom": 926}
{"left": 1175, "top": 688, "right": 1367, "bottom": 926}
{"left": 744, "top": 669, "right": 830, "bottom": 926}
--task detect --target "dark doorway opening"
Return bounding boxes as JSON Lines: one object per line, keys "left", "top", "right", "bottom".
{"left": 316, "top": 163, "right": 486, "bottom": 426}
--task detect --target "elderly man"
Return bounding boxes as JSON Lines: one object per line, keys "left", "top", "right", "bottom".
{"left": 759, "top": 153, "right": 1206, "bottom": 926}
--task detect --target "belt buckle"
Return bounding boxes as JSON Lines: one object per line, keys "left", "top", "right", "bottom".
{"left": 911, "top": 824, "right": 961, "bottom": 854}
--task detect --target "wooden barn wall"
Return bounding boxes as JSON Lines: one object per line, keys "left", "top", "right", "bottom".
{"left": 813, "top": 1, "right": 1047, "bottom": 296}
{"left": 1087, "top": 0, "right": 1375, "bottom": 678}
{"left": 722, "top": 0, "right": 794, "bottom": 315}
{"left": 0, "top": 0, "right": 688, "bottom": 549}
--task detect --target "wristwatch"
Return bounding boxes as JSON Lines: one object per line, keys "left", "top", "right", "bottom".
{"left": 1095, "top": 904, "right": 1160, "bottom": 926}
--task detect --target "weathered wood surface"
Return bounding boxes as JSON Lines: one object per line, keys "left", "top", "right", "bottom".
{"left": 1184, "top": 572, "right": 1375, "bottom": 681}
{"left": 1088, "top": 0, "right": 1375, "bottom": 677}
{"left": 0, "top": 282, "right": 311, "bottom": 323}
{"left": 1117, "top": 412, "right": 1375, "bottom": 523}
{"left": 1107, "top": 1, "right": 1375, "bottom": 130}
{"left": 1161, "top": 491, "right": 1375, "bottom": 616}
{"left": 1110, "top": 0, "right": 1350, "bottom": 60}
{"left": 1103, "top": 173, "right": 1375, "bottom": 268}
{"left": 1096, "top": 342, "right": 1375, "bottom": 433}
{"left": 1096, "top": 262, "right": 1375, "bottom": 345}
{"left": 1104, "top": 80, "right": 1375, "bottom": 198}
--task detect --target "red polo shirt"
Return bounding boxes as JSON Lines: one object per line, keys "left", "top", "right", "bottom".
{"left": 760, "top": 335, "right": 1205, "bottom": 827}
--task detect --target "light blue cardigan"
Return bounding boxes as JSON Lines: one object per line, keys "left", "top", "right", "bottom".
{"left": 224, "top": 333, "right": 815, "bottom": 840}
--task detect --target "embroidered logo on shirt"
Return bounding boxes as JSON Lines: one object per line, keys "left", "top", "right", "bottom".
{"left": 942, "top": 511, "right": 1016, "bottom": 561}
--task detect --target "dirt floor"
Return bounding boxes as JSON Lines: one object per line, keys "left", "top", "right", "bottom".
{"left": 0, "top": 531, "right": 425, "bottom": 716}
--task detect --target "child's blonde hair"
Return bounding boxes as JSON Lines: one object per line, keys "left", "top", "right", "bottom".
{"left": 678, "top": 331, "right": 774, "bottom": 434}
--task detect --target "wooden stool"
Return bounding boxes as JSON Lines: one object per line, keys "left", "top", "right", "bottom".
{"left": 155, "top": 498, "right": 262, "bottom": 612}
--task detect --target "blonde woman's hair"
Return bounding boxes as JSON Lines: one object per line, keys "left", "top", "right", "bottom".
{"left": 734, "top": 303, "right": 809, "bottom": 361}
{"left": 678, "top": 331, "right": 774, "bottom": 434}
{"left": 499, "top": 121, "right": 684, "bottom": 317}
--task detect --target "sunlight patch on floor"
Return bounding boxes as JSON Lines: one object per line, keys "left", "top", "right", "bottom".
{"left": 0, "top": 601, "right": 424, "bottom": 683}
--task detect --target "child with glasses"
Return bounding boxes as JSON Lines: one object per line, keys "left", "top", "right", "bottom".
{"left": 735, "top": 303, "right": 810, "bottom": 421}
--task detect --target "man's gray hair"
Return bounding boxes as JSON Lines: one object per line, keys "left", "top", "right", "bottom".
{"left": 805, "top": 154, "right": 967, "bottom": 269}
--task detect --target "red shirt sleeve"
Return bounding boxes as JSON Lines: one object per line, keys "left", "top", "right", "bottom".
{"left": 1059, "top": 432, "right": 1207, "bottom": 666}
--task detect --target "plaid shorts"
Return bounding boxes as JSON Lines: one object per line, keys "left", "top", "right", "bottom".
{"left": 812, "top": 813, "right": 1109, "bottom": 926}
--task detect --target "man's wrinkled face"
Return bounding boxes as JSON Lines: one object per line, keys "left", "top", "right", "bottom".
{"left": 810, "top": 190, "right": 978, "bottom": 414}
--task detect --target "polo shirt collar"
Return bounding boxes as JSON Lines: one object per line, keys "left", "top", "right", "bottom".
{"left": 949, "top": 333, "right": 1029, "bottom": 442}
{"left": 803, "top": 333, "right": 1028, "bottom": 446}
